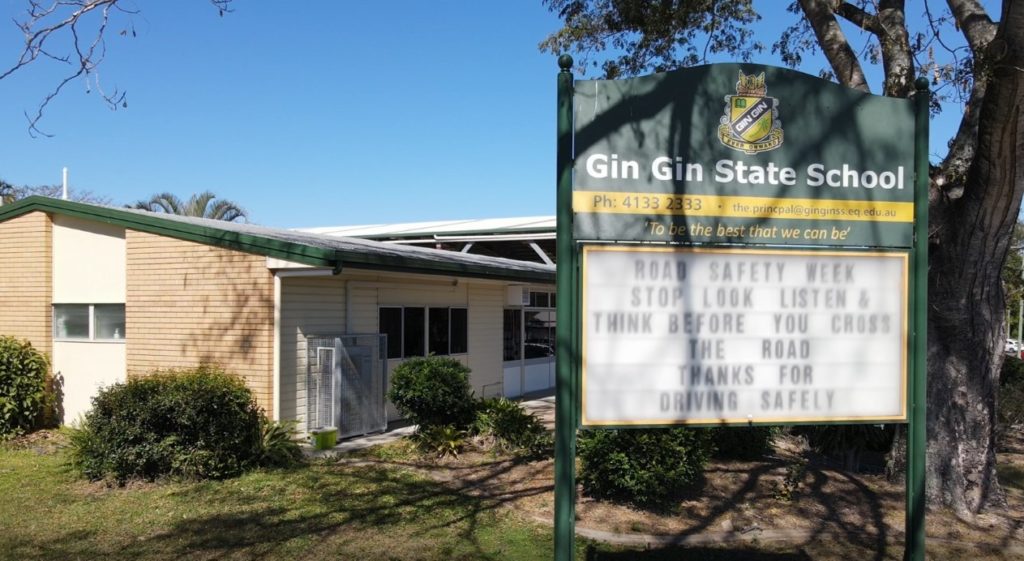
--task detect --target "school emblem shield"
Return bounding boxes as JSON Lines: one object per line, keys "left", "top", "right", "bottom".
{"left": 718, "top": 71, "right": 784, "bottom": 154}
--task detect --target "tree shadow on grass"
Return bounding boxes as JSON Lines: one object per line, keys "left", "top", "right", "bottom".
{"left": 583, "top": 545, "right": 813, "bottom": 561}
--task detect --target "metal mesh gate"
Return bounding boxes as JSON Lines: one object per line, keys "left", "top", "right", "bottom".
{"left": 306, "top": 334, "right": 388, "bottom": 439}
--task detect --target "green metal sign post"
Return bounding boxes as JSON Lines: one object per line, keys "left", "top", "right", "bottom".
{"left": 553, "top": 59, "right": 929, "bottom": 561}
{"left": 906, "top": 77, "right": 930, "bottom": 561}
{"left": 554, "top": 54, "right": 576, "bottom": 561}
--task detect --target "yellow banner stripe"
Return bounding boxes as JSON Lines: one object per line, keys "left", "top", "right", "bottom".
{"left": 573, "top": 191, "right": 913, "bottom": 223}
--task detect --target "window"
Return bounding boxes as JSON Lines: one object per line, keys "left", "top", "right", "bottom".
{"left": 428, "top": 307, "right": 449, "bottom": 355}
{"left": 503, "top": 309, "right": 522, "bottom": 361}
{"left": 379, "top": 306, "right": 468, "bottom": 359}
{"left": 379, "top": 307, "right": 402, "bottom": 359}
{"left": 54, "top": 304, "right": 125, "bottom": 341}
{"left": 403, "top": 308, "right": 425, "bottom": 357}
{"left": 529, "top": 291, "right": 555, "bottom": 309}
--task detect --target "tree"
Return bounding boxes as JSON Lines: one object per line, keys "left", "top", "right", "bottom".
{"left": 542, "top": 0, "right": 1023, "bottom": 517}
{"left": 1002, "top": 223, "right": 1024, "bottom": 342}
{"left": 0, "top": 180, "right": 15, "bottom": 205}
{"left": 0, "top": 178, "right": 111, "bottom": 205}
{"left": 131, "top": 191, "right": 248, "bottom": 222}
{"left": 0, "top": 0, "right": 232, "bottom": 137}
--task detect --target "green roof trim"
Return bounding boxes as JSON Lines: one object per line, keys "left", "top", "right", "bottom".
{"left": 0, "top": 197, "right": 555, "bottom": 283}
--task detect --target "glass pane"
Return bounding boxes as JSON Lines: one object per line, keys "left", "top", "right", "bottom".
{"left": 450, "top": 308, "right": 468, "bottom": 354}
{"left": 503, "top": 309, "right": 521, "bottom": 361}
{"left": 54, "top": 305, "right": 89, "bottom": 339}
{"left": 379, "top": 307, "right": 403, "bottom": 359}
{"left": 524, "top": 310, "right": 556, "bottom": 359}
{"left": 428, "top": 307, "right": 450, "bottom": 356}
{"left": 403, "top": 307, "right": 425, "bottom": 357}
{"left": 94, "top": 304, "right": 126, "bottom": 339}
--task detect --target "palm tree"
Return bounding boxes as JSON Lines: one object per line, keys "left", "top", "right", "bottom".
{"left": 131, "top": 191, "right": 248, "bottom": 222}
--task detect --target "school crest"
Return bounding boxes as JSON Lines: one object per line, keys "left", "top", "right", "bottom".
{"left": 718, "top": 71, "right": 784, "bottom": 154}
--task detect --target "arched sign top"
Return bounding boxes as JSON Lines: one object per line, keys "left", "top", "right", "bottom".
{"left": 572, "top": 63, "right": 916, "bottom": 248}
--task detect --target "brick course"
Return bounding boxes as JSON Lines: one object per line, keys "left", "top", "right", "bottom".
{"left": 0, "top": 211, "right": 52, "bottom": 355}
{"left": 125, "top": 231, "right": 275, "bottom": 411}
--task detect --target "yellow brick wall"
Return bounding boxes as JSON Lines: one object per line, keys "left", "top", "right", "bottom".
{"left": 0, "top": 211, "right": 52, "bottom": 355}
{"left": 125, "top": 231, "right": 275, "bottom": 411}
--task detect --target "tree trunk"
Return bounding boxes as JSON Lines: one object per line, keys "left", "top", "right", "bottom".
{"left": 922, "top": 1, "right": 1024, "bottom": 516}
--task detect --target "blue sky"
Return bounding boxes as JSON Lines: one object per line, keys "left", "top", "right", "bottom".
{"left": 0, "top": 2, "right": 988, "bottom": 228}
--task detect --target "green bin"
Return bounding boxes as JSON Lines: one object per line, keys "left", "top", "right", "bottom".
{"left": 311, "top": 427, "right": 338, "bottom": 450}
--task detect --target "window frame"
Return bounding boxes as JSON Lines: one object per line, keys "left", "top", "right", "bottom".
{"left": 379, "top": 305, "right": 469, "bottom": 359}
{"left": 53, "top": 303, "right": 126, "bottom": 342}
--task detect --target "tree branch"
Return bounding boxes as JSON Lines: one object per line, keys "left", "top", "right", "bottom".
{"left": 797, "top": 0, "right": 871, "bottom": 91}
{"left": 947, "top": 0, "right": 997, "bottom": 52}
{"left": 835, "top": 2, "right": 881, "bottom": 34}
{"left": 1, "top": 0, "right": 231, "bottom": 136}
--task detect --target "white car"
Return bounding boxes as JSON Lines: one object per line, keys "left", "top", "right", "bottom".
{"left": 1006, "top": 339, "right": 1020, "bottom": 355}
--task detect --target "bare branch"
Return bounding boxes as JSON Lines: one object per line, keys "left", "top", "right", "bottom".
{"left": 0, "top": 0, "right": 232, "bottom": 136}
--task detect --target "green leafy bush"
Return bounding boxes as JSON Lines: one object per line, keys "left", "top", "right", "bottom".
{"left": 577, "top": 428, "right": 713, "bottom": 508}
{"left": 1002, "top": 355, "right": 1024, "bottom": 387}
{"left": 0, "top": 336, "right": 50, "bottom": 439}
{"left": 415, "top": 424, "right": 466, "bottom": 459}
{"left": 472, "top": 397, "right": 550, "bottom": 455}
{"left": 797, "top": 424, "right": 894, "bottom": 471}
{"left": 708, "top": 426, "right": 776, "bottom": 460}
{"left": 256, "top": 419, "right": 304, "bottom": 468}
{"left": 999, "top": 357, "right": 1024, "bottom": 446}
{"left": 67, "top": 365, "right": 267, "bottom": 482}
{"left": 387, "top": 356, "right": 475, "bottom": 429}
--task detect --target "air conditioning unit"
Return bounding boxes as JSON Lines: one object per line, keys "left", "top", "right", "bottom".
{"left": 506, "top": 286, "right": 530, "bottom": 306}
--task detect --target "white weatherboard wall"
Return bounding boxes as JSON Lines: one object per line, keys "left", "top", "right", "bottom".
{"left": 277, "top": 270, "right": 515, "bottom": 431}
{"left": 278, "top": 274, "right": 346, "bottom": 429}
{"left": 51, "top": 215, "right": 127, "bottom": 424}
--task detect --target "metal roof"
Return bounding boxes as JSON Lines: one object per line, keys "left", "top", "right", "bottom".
{"left": 299, "top": 216, "right": 556, "bottom": 240}
{"left": 0, "top": 197, "right": 555, "bottom": 283}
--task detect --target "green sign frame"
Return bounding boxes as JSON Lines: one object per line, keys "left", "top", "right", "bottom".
{"left": 553, "top": 56, "right": 929, "bottom": 561}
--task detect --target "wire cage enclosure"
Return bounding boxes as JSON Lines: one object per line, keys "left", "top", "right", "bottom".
{"left": 306, "top": 334, "right": 388, "bottom": 440}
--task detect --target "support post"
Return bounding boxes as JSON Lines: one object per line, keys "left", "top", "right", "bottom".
{"left": 905, "top": 77, "right": 930, "bottom": 561}
{"left": 554, "top": 54, "right": 576, "bottom": 561}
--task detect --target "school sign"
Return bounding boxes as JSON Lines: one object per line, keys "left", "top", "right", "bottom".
{"left": 553, "top": 59, "right": 929, "bottom": 561}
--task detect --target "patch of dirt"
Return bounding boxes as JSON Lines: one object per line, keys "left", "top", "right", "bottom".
{"left": 2, "top": 428, "right": 65, "bottom": 454}
{"left": 343, "top": 430, "right": 1024, "bottom": 555}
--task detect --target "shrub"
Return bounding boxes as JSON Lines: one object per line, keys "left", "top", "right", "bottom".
{"left": 415, "top": 424, "right": 466, "bottom": 459}
{"left": 797, "top": 424, "right": 894, "bottom": 471}
{"left": 0, "top": 336, "right": 50, "bottom": 439}
{"left": 387, "top": 356, "right": 475, "bottom": 429}
{"left": 67, "top": 365, "right": 265, "bottom": 482}
{"left": 1002, "top": 355, "right": 1024, "bottom": 387}
{"left": 999, "top": 359, "right": 1024, "bottom": 446}
{"left": 257, "top": 419, "right": 304, "bottom": 468}
{"left": 577, "top": 428, "right": 713, "bottom": 508}
{"left": 472, "top": 397, "right": 550, "bottom": 455}
{"left": 708, "top": 426, "right": 776, "bottom": 460}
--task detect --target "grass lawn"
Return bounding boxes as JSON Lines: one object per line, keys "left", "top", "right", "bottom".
{"left": 3, "top": 432, "right": 1023, "bottom": 560}
{"left": 0, "top": 437, "right": 553, "bottom": 561}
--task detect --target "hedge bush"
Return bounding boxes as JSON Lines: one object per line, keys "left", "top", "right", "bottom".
{"left": 0, "top": 336, "right": 50, "bottom": 439}
{"left": 387, "top": 356, "right": 475, "bottom": 429}
{"left": 999, "top": 356, "right": 1024, "bottom": 446}
{"left": 472, "top": 397, "right": 550, "bottom": 455}
{"left": 66, "top": 365, "right": 295, "bottom": 482}
{"left": 708, "top": 426, "right": 776, "bottom": 460}
{"left": 1002, "top": 355, "right": 1024, "bottom": 387}
{"left": 577, "top": 428, "right": 713, "bottom": 508}
{"left": 797, "top": 424, "right": 894, "bottom": 471}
